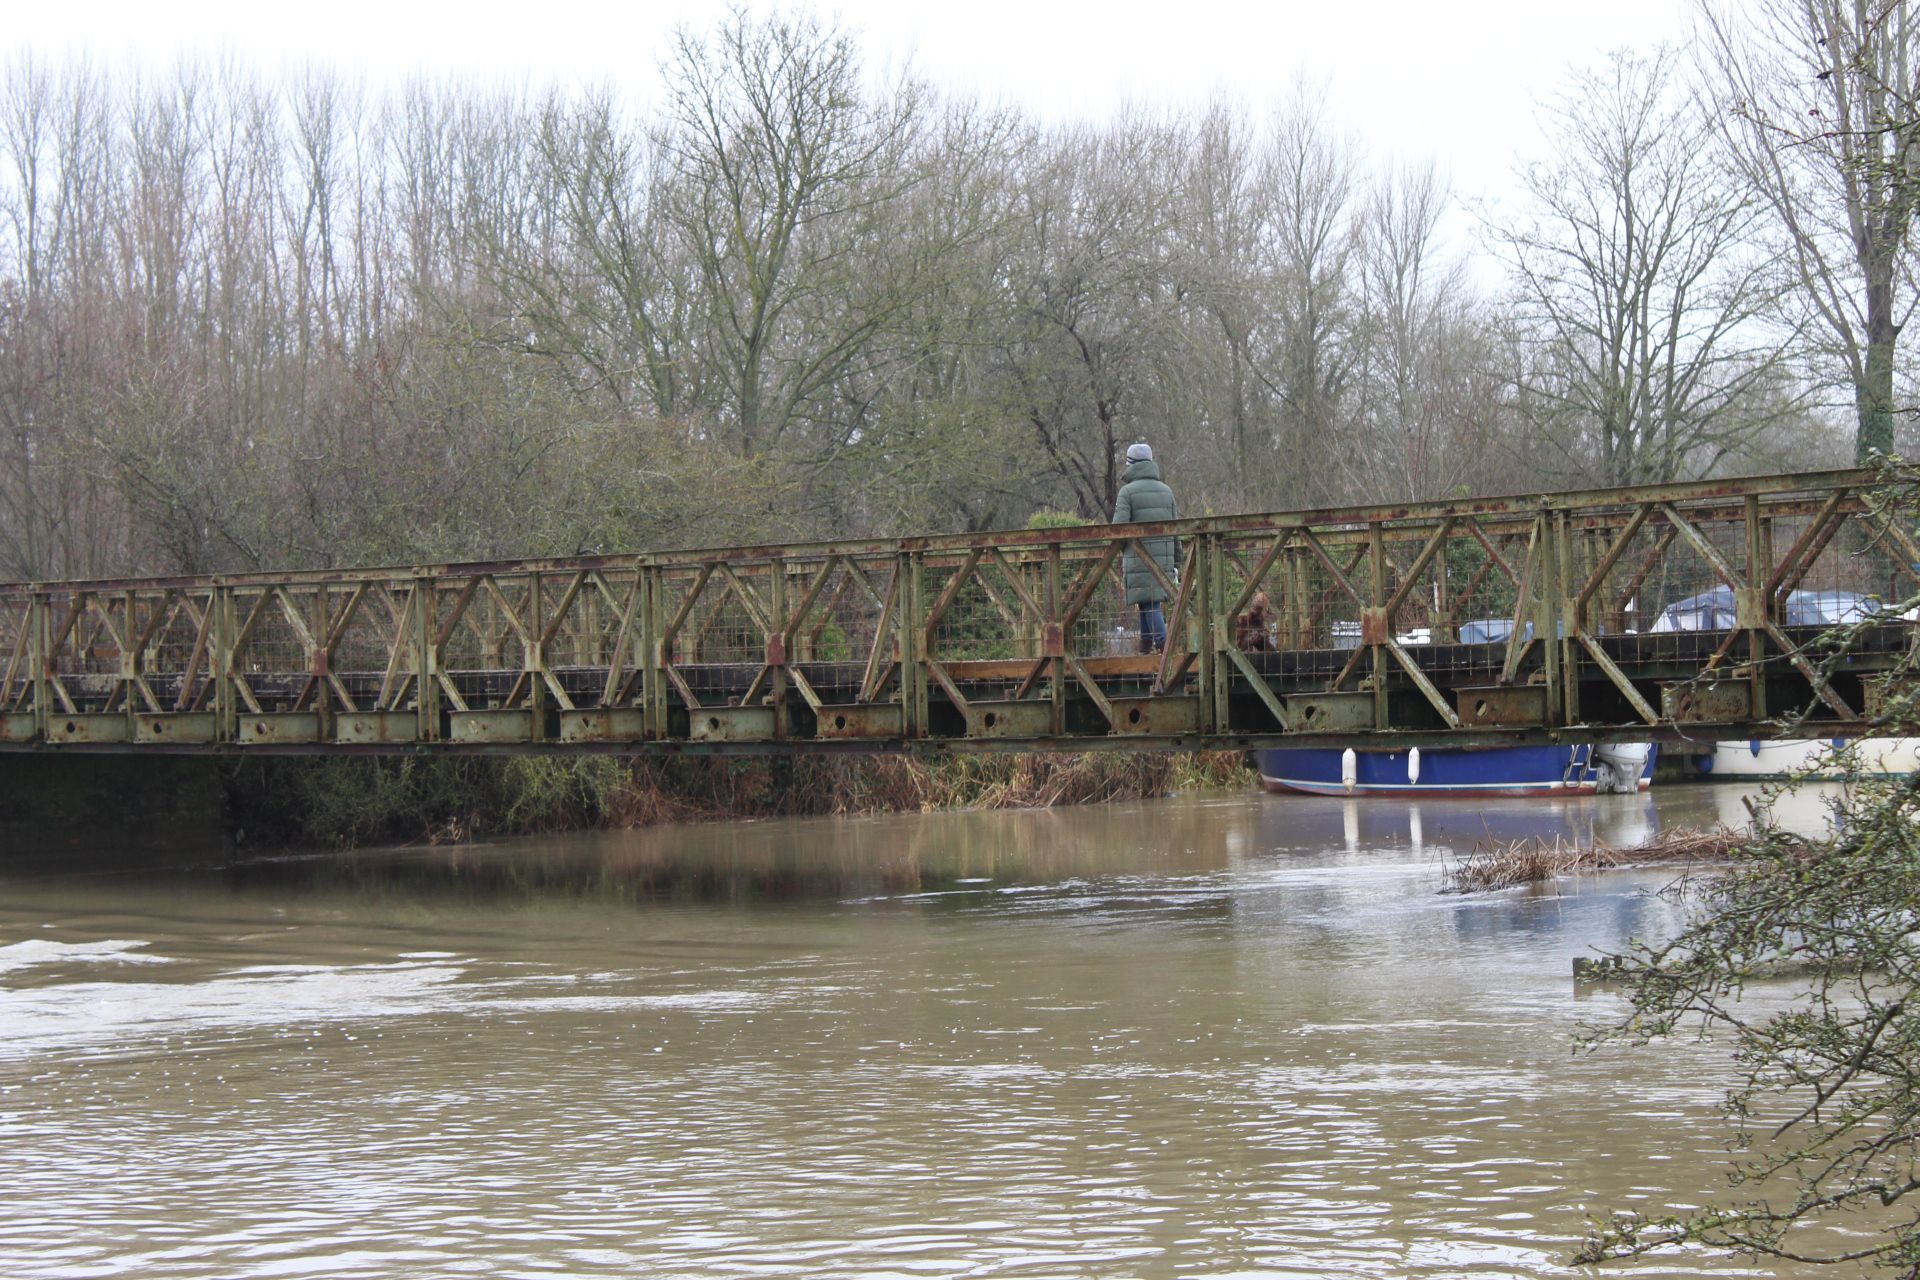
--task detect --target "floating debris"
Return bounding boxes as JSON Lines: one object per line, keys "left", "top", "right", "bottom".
{"left": 1441, "top": 825, "right": 1766, "bottom": 893}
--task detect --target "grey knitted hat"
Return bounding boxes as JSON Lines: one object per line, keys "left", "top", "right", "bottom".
{"left": 1126, "top": 441, "right": 1153, "bottom": 462}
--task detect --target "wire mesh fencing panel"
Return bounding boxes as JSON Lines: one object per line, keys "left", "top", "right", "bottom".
{"left": 795, "top": 555, "right": 894, "bottom": 669}
{"left": 133, "top": 589, "right": 208, "bottom": 711}
{"left": 0, "top": 591, "right": 34, "bottom": 729}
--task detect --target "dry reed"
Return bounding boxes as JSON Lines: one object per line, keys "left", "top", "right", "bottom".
{"left": 604, "top": 751, "right": 1252, "bottom": 831}
{"left": 1441, "top": 825, "right": 1762, "bottom": 893}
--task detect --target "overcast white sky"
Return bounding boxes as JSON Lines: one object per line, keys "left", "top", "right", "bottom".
{"left": 9, "top": 0, "right": 1692, "bottom": 216}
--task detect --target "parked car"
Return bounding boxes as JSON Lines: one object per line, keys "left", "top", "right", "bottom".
{"left": 1650, "top": 586, "right": 1895, "bottom": 632}
{"left": 1651, "top": 586, "right": 1917, "bottom": 781}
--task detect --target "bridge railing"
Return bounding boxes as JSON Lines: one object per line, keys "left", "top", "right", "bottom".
{"left": 2, "top": 468, "right": 1914, "bottom": 751}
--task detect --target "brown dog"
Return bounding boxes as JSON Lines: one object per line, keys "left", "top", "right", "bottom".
{"left": 1236, "top": 591, "right": 1275, "bottom": 652}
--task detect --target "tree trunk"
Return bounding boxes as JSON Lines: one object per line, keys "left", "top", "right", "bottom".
{"left": 1858, "top": 293, "right": 1898, "bottom": 461}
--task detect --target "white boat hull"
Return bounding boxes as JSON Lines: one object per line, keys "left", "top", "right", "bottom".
{"left": 1701, "top": 737, "right": 1920, "bottom": 780}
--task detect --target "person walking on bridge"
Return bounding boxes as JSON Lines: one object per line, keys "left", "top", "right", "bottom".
{"left": 1113, "top": 441, "right": 1178, "bottom": 653}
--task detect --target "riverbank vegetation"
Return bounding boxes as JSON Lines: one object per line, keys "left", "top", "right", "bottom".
{"left": 1573, "top": 770, "right": 1920, "bottom": 1272}
{"left": 225, "top": 751, "right": 1253, "bottom": 850}
{"left": 1444, "top": 761, "right": 1920, "bottom": 1271}
{"left": 1440, "top": 826, "right": 1762, "bottom": 893}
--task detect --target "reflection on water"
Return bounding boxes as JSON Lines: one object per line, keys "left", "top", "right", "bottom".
{"left": 0, "top": 783, "right": 1846, "bottom": 1278}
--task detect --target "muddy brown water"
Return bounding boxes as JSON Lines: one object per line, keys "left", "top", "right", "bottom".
{"left": 0, "top": 782, "right": 1848, "bottom": 1278}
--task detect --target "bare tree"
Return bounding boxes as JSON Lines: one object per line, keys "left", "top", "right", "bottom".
{"left": 1262, "top": 81, "right": 1359, "bottom": 505}
{"left": 0, "top": 54, "right": 126, "bottom": 579}
{"left": 1000, "top": 115, "right": 1188, "bottom": 519}
{"left": 806, "top": 99, "right": 1035, "bottom": 534}
{"left": 486, "top": 91, "right": 698, "bottom": 419}
{"left": 1700, "top": 0, "right": 1920, "bottom": 461}
{"left": 1174, "top": 101, "right": 1277, "bottom": 508}
{"left": 1346, "top": 162, "right": 1505, "bottom": 501}
{"left": 661, "top": 8, "right": 925, "bottom": 457}
{"left": 1494, "top": 49, "right": 1804, "bottom": 487}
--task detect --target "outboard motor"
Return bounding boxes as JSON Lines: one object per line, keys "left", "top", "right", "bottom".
{"left": 1592, "top": 743, "right": 1652, "bottom": 794}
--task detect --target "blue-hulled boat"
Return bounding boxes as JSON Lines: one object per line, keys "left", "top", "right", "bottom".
{"left": 1257, "top": 742, "right": 1655, "bottom": 797}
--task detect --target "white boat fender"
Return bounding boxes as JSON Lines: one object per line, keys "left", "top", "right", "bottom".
{"left": 1341, "top": 748, "right": 1358, "bottom": 794}
{"left": 1407, "top": 747, "right": 1421, "bottom": 785}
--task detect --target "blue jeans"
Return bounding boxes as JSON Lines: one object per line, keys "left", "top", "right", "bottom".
{"left": 1138, "top": 603, "right": 1166, "bottom": 653}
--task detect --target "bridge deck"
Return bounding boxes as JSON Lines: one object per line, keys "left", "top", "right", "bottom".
{"left": 2, "top": 470, "right": 1914, "bottom": 755}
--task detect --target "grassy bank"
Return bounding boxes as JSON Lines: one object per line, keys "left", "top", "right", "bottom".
{"left": 225, "top": 751, "right": 1255, "bottom": 851}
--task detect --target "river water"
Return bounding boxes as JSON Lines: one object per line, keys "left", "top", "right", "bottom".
{"left": 0, "top": 781, "right": 1848, "bottom": 1278}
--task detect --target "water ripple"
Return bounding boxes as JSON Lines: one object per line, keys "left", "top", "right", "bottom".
{"left": 0, "top": 790, "right": 1829, "bottom": 1278}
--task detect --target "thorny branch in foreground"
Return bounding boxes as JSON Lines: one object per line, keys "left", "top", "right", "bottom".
{"left": 1576, "top": 460, "right": 1920, "bottom": 1274}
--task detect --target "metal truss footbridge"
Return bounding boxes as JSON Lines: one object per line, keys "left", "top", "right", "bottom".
{"left": 2, "top": 469, "right": 1913, "bottom": 757}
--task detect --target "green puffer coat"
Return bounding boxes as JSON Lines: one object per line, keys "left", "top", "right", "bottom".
{"left": 1112, "top": 459, "right": 1178, "bottom": 606}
